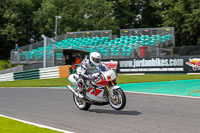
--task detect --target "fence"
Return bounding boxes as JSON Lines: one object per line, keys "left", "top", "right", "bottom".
{"left": 0, "top": 65, "right": 70, "bottom": 82}
{"left": 11, "top": 27, "right": 200, "bottom": 68}
{"left": 120, "top": 27, "right": 175, "bottom": 47}
{"left": 11, "top": 28, "right": 175, "bottom": 65}
{"left": 14, "top": 69, "right": 40, "bottom": 80}
{"left": 0, "top": 73, "right": 14, "bottom": 82}
{"left": 39, "top": 66, "right": 59, "bottom": 79}
{"left": 173, "top": 45, "right": 200, "bottom": 56}
{"left": 11, "top": 37, "right": 56, "bottom": 67}
{"left": 10, "top": 30, "right": 112, "bottom": 65}
{"left": 66, "top": 30, "right": 112, "bottom": 39}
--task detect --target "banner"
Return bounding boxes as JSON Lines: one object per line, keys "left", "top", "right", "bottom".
{"left": 104, "top": 56, "right": 200, "bottom": 73}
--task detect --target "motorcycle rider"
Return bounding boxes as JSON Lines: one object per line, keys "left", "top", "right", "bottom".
{"left": 68, "top": 52, "right": 102, "bottom": 98}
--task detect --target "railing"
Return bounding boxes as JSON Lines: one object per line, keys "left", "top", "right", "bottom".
{"left": 0, "top": 65, "right": 70, "bottom": 82}
{"left": 0, "top": 73, "right": 14, "bottom": 82}
{"left": 120, "top": 27, "right": 175, "bottom": 47}
{"left": 14, "top": 69, "right": 40, "bottom": 80}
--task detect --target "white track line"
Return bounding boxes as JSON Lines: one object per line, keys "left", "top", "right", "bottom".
{"left": 0, "top": 114, "right": 74, "bottom": 133}
{"left": 119, "top": 73, "right": 145, "bottom": 75}
{"left": 125, "top": 91, "right": 200, "bottom": 99}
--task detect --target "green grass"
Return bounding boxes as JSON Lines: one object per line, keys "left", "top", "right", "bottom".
{"left": 0, "top": 116, "right": 62, "bottom": 133}
{"left": 117, "top": 74, "right": 200, "bottom": 84}
{"left": 0, "top": 60, "right": 17, "bottom": 71}
{"left": 0, "top": 60, "right": 8, "bottom": 71}
{"left": 0, "top": 78, "right": 70, "bottom": 87}
{"left": 0, "top": 75, "right": 199, "bottom": 87}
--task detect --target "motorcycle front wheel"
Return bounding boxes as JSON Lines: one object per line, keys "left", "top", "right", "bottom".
{"left": 73, "top": 94, "right": 91, "bottom": 110}
{"left": 109, "top": 88, "right": 126, "bottom": 110}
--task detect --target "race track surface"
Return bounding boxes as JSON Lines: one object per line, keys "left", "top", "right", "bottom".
{"left": 0, "top": 87, "right": 200, "bottom": 133}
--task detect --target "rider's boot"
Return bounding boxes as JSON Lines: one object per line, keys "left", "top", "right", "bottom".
{"left": 75, "top": 82, "right": 84, "bottom": 98}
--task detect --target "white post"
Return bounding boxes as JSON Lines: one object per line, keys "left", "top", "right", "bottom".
{"left": 41, "top": 34, "right": 47, "bottom": 68}
{"left": 54, "top": 16, "right": 61, "bottom": 42}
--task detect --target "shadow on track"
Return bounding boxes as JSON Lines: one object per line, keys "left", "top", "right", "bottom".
{"left": 89, "top": 109, "right": 142, "bottom": 116}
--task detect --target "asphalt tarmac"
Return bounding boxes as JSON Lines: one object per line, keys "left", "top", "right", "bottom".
{"left": 0, "top": 87, "right": 199, "bottom": 133}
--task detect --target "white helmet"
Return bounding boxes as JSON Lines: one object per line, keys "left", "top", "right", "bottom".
{"left": 90, "top": 52, "right": 102, "bottom": 66}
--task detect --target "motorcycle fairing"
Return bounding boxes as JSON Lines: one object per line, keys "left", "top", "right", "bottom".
{"left": 85, "top": 87, "right": 107, "bottom": 102}
{"left": 95, "top": 78, "right": 111, "bottom": 86}
{"left": 101, "top": 69, "right": 117, "bottom": 81}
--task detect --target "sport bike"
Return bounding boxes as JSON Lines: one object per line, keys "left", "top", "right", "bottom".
{"left": 67, "top": 63, "right": 126, "bottom": 110}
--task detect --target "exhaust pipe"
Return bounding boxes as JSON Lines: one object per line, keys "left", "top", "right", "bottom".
{"left": 67, "top": 85, "right": 84, "bottom": 99}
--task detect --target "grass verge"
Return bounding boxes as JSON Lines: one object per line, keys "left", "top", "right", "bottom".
{"left": 0, "top": 74, "right": 199, "bottom": 87}
{"left": 0, "top": 116, "right": 62, "bottom": 133}
{"left": 0, "top": 60, "right": 17, "bottom": 71}
{"left": 0, "top": 60, "right": 8, "bottom": 71}
{"left": 117, "top": 74, "right": 200, "bottom": 84}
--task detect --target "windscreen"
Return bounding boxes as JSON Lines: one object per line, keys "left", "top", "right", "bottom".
{"left": 97, "top": 64, "right": 110, "bottom": 72}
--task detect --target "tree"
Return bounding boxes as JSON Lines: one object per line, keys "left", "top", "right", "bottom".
{"left": 33, "top": 0, "right": 119, "bottom": 38}
{"left": 1, "top": 0, "right": 199, "bottom": 60}
{"left": 0, "top": 0, "right": 41, "bottom": 59}
{"left": 160, "top": 0, "right": 200, "bottom": 46}
{"left": 109, "top": 0, "right": 163, "bottom": 30}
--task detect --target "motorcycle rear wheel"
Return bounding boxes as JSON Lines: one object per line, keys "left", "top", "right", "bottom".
{"left": 73, "top": 94, "right": 91, "bottom": 110}
{"left": 109, "top": 88, "right": 126, "bottom": 110}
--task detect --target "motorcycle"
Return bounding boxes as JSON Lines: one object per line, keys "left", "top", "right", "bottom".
{"left": 67, "top": 63, "right": 126, "bottom": 110}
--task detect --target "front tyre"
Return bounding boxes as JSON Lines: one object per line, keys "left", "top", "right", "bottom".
{"left": 109, "top": 88, "right": 126, "bottom": 110}
{"left": 73, "top": 94, "right": 91, "bottom": 110}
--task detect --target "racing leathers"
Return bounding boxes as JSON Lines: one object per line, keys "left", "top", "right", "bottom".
{"left": 68, "top": 57, "right": 96, "bottom": 92}
{"left": 76, "top": 57, "right": 96, "bottom": 80}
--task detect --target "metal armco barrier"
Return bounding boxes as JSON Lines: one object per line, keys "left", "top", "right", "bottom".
{"left": 14, "top": 69, "right": 40, "bottom": 80}
{"left": 0, "top": 72, "right": 14, "bottom": 82}
{"left": 39, "top": 66, "right": 59, "bottom": 79}
{"left": 0, "top": 65, "right": 70, "bottom": 82}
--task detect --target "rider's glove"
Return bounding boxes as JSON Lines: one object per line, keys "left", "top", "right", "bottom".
{"left": 88, "top": 75, "right": 96, "bottom": 80}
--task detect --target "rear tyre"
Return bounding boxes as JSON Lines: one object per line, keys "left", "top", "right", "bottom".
{"left": 109, "top": 88, "right": 126, "bottom": 110}
{"left": 73, "top": 94, "right": 91, "bottom": 110}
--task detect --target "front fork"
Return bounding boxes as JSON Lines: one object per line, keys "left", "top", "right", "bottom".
{"left": 105, "top": 82, "right": 120, "bottom": 99}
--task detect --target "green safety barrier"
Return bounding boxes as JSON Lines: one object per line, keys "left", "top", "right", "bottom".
{"left": 14, "top": 69, "right": 40, "bottom": 80}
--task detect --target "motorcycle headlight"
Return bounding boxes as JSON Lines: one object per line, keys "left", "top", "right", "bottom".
{"left": 107, "top": 75, "right": 111, "bottom": 80}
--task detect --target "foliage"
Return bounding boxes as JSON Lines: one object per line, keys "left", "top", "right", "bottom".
{"left": 0, "top": 60, "right": 17, "bottom": 71}
{"left": 33, "top": 0, "right": 118, "bottom": 38}
{"left": 0, "top": 0, "right": 42, "bottom": 59}
{"left": 0, "top": 0, "right": 200, "bottom": 59}
{"left": 111, "top": 0, "right": 163, "bottom": 29}
{"left": 159, "top": 0, "right": 200, "bottom": 46}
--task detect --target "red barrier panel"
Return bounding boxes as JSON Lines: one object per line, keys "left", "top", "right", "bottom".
{"left": 139, "top": 46, "right": 148, "bottom": 58}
